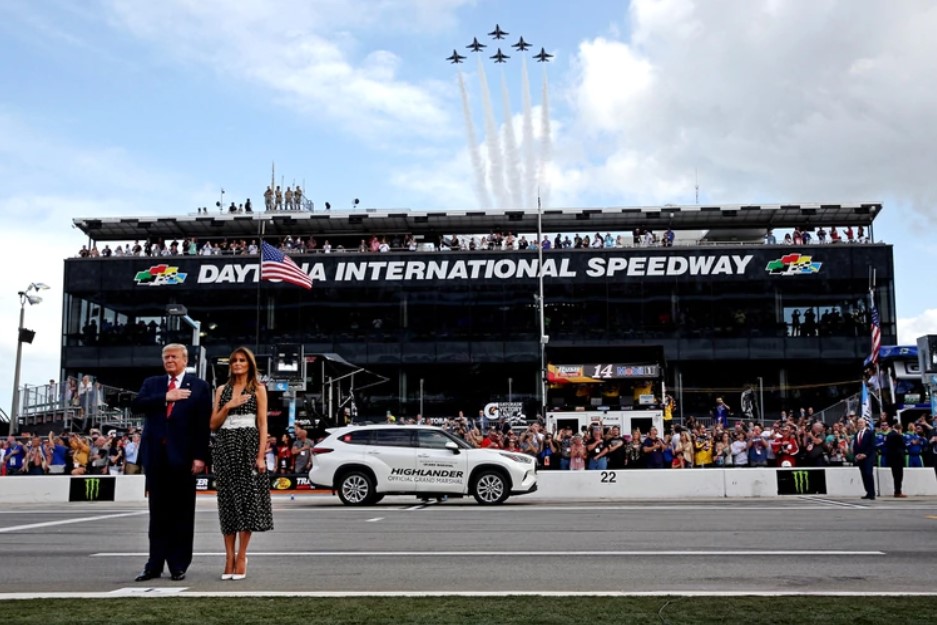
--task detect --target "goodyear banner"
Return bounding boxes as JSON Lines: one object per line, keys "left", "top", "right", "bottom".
{"left": 776, "top": 469, "right": 827, "bottom": 495}
{"left": 69, "top": 476, "right": 116, "bottom": 502}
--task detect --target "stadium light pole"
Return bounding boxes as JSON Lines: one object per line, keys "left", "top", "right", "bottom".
{"left": 10, "top": 282, "right": 50, "bottom": 436}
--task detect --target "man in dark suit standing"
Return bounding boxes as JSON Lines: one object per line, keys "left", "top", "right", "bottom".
{"left": 884, "top": 420, "right": 908, "bottom": 498}
{"left": 132, "top": 343, "right": 211, "bottom": 581}
{"left": 854, "top": 417, "right": 877, "bottom": 501}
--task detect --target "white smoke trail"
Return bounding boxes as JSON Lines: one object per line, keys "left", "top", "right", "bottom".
{"left": 477, "top": 57, "right": 510, "bottom": 210}
{"left": 500, "top": 70, "right": 523, "bottom": 209}
{"left": 458, "top": 72, "right": 491, "bottom": 209}
{"left": 521, "top": 56, "right": 536, "bottom": 211}
{"left": 538, "top": 68, "right": 553, "bottom": 208}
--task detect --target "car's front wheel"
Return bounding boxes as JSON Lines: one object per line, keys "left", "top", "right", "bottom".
{"left": 337, "top": 470, "right": 376, "bottom": 506}
{"left": 471, "top": 470, "right": 509, "bottom": 505}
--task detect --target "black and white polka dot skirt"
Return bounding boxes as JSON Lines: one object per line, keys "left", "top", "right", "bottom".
{"left": 213, "top": 427, "right": 273, "bottom": 535}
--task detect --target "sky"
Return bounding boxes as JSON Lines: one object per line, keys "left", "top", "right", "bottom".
{"left": 2, "top": 0, "right": 937, "bottom": 417}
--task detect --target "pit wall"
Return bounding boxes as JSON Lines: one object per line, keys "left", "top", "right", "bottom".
{"left": 1, "top": 469, "right": 935, "bottom": 503}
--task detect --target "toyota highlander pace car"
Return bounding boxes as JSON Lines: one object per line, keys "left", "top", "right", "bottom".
{"left": 309, "top": 425, "right": 538, "bottom": 505}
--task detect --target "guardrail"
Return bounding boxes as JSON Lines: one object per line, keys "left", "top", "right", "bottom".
{"left": 1, "top": 468, "right": 933, "bottom": 503}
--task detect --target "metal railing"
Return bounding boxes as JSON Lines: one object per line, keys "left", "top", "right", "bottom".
{"left": 18, "top": 379, "right": 140, "bottom": 433}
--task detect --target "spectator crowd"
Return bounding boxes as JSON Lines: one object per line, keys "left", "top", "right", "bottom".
{"left": 6, "top": 408, "right": 935, "bottom": 480}
{"left": 431, "top": 409, "right": 937, "bottom": 474}
{"left": 75, "top": 221, "right": 876, "bottom": 260}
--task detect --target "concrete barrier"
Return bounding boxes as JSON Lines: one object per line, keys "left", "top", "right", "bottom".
{"left": 114, "top": 475, "right": 146, "bottom": 502}
{"left": 1, "top": 468, "right": 935, "bottom": 503}
{"left": 0, "top": 475, "right": 71, "bottom": 503}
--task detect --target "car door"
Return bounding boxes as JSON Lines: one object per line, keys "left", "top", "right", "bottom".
{"left": 368, "top": 428, "right": 417, "bottom": 492}
{"left": 415, "top": 429, "right": 469, "bottom": 494}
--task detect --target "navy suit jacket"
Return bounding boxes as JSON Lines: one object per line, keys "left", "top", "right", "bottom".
{"left": 854, "top": 427, "right": 876, "bottom": 464}
{"left": 133, "top": 372, "right": 211, "bottom": 474}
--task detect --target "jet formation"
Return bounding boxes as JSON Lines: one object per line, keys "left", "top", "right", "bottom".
{"left": 448, "top": 25, "right": 553, "bottom": 64}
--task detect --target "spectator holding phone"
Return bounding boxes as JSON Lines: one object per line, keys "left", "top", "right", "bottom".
{"left": 586, "top": 428, "right": 609, "bottom": 470}
{"left": 569, "top": 434, "right": 587, "bottom": 471}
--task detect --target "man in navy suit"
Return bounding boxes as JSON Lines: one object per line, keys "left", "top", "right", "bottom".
{"left": 132, "top": 343, "right": 211, "bottom": 581}
{"left": 854, "top": 416, "right": 877, "bottom": 500}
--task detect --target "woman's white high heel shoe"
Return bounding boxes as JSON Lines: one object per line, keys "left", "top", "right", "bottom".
{"left": 232, "top": 558, "right": 248, "bottom": 581}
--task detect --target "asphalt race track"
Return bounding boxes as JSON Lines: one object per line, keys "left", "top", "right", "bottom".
{"left": 1, "top": 493, "right": 936, "bottom": 598}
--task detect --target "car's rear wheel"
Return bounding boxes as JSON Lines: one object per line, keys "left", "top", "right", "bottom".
{"left": 471, "top": 470, "right": 509, "bottom": 505}
{"left": 337, "top": 470, "right": 376, "bottom": 506}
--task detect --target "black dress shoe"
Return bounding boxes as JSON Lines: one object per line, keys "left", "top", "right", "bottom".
{"left": 135, "top": 570, "right": 161, "bottom": 582}
{"left": 170, "top": 571, "right": 186, "bottom": 581}
{"left": 861, "top": 495, "right": 875, "bottom": 500}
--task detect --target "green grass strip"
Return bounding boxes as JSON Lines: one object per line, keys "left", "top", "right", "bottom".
{"left": 4, "top": 596, "right": 935, "bottom": 624}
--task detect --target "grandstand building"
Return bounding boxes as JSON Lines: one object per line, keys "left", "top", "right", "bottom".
{"left": 57, "top": 202, "right": 894, "bottom": 431}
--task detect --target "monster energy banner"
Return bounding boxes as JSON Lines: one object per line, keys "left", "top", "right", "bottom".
{"left": 776, "top": 469, "right": 827, "bottom": 495}
{"left": 69, "top": 476, "right": 116, "bottom": 502}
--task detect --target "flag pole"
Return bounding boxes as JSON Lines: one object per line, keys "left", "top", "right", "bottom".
{"left": 255, "top": 219, "right": 265, "bottom": 354}
{"left": 869, "top": 266, "right": 882, "bottom": 497}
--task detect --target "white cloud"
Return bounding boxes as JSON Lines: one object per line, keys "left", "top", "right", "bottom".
{"left": 554, "top": 0, "right": 937, "bottom": 209}
{"left": 104, "top": 0, "right": 468, "bottom": 143}
{"left": 0, "top": 114, "right": 204, "bottom": 416}
{"left": 898, "top": 310, "right": 937, "bottom": 346}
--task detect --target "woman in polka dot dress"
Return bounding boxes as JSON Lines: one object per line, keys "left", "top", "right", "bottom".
{"left": 210, "top": 347, "right": 273, "bottom": 580}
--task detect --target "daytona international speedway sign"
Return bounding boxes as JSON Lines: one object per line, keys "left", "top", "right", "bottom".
{"left": 194, "top": 253, "right": 756, "bottom": 284}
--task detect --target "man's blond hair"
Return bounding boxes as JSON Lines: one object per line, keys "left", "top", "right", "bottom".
{"left": 162, "top": 343, "right": 189, "bottom": 359}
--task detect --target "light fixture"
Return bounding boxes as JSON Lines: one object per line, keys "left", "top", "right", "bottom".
{"left": 11, "top": 281, "right": 51, "bottom": 435}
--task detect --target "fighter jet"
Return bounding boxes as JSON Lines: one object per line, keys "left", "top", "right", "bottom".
{"left": 466, "top": 37, "right": 487, "bottom": 52}
{"left": 533, "top": 47, "right": 554, "bottom": 63}
{"left": 488, "top": 24, "right": 508, "bottom": 39}
{"left": 446, "top": 49, "right": 466, "bottom": 64}
{"left": 511, "top": 37, "right": 532, "bottom": 52}
{"left": 490, "top": 48, "right": 510, "bottom": 63}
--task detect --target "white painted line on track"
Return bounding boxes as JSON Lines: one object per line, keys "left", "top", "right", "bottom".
{"left": 0, "top": 509, "right": 145, "bottom": 515}
{"left": 92, "top": 550, "right": 885, "bottom": 558}
{"left": 110, "top": 587, "right": 187, "bottom": 595}
{"left": 368, "top": 504, "right": 902, "bottom": 512}
{"left": 798, "top": 497, "right": 867, "bottom": 509}
{"left": 0, "top": 511, "right": 147, "bottom": 534}
{"left": 1, "top": 590, "right": 936, "bottom": 600}
{"left": 365, "top": 517, "right": 384, "bottom": 523}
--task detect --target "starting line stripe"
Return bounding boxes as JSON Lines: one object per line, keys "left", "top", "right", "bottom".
{"left": 0, "top": 511, "right": 147, "bottom": 534}
{"left": 91, "top": 550, "right": 885, "bottom": 558}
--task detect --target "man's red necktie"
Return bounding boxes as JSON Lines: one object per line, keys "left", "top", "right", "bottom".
{"left": 167, "top": 377, "right": 176, "bottom": 418}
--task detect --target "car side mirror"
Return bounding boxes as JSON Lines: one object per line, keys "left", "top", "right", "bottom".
{"left": 445, "top": 441, "right": 460, "bottom": 454}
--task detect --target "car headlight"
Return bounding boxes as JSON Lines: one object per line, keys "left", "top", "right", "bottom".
{"left": 498, "top": 451, "right": 533, "bottom": 464}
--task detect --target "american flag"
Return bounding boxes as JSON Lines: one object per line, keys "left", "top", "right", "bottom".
{"left": 869, "top": 300, "right": 881, "bottom": 365}
{"left": 261, "top": 242, "right": 312, "bottom": 289}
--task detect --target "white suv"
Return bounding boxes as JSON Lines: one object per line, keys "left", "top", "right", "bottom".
{"left": 309, "top": 425, "right": 538, "bottom": 505}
